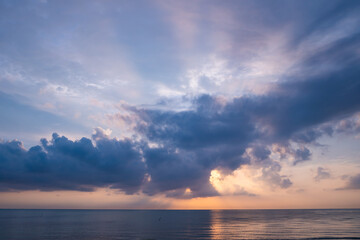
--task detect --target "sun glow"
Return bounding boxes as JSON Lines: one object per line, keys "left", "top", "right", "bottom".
{"left": 210, "top": 168, "right": 263, "bottom": 196}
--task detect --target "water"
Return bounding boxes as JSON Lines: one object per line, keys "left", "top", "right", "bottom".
{"left": 0, "top": 209, "right": 359, "bottom": 240}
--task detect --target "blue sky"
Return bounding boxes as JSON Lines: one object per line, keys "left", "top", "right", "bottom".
{"left": 0, "top": 0, "right": 360, "bottom": 208}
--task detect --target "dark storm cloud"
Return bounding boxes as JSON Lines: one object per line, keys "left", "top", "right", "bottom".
{"left": 136, "top": 94, "right": 256, "bottom": 150}
{"left": 143, "top": 150, "right": 218, "bottom": 198}
{"left": 0, "top": 128, "right": 146, "bottom": 193}
{"left": 249, "top": 65, "right": 360, "bottom": 141}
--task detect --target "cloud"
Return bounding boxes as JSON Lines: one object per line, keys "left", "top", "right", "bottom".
{"left": 0, "top": 128, "right": 146, "bottom": 194}
{"left": 142, "top": 145, "right": 220, "bottom": 198}
{"left": 338, "top": 174, "right": 360, "bottom": 190}
{"left": 242, "top": 145, "right": 292, "bottom": 189}
{"left": 293, "top": 147, "right": 311, "bottom": 165}
{"left": 314, "top": 167, "right": 331, "bottom": 182}
{"left": 261, "top": 164, "right": 293, "bottom": 189}
{"left": 335, "top": 114, "right": 360, "bottom": 135}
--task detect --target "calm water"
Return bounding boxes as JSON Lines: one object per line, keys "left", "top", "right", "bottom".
{"left": 0, "top": 209, "right": 359, "bottom": 240}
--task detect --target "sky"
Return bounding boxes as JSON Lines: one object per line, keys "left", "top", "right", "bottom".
{"left": 0, "top": 0, "right": 360, "bottom": 209}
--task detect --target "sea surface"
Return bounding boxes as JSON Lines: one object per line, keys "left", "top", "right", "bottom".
{"left": 0, "top": 209, "right": 359, "bottom": 240}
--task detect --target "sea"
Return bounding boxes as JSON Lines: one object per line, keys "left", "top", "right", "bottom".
{"left": 0, "top": 209, "right": 359, "bottom": 240}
